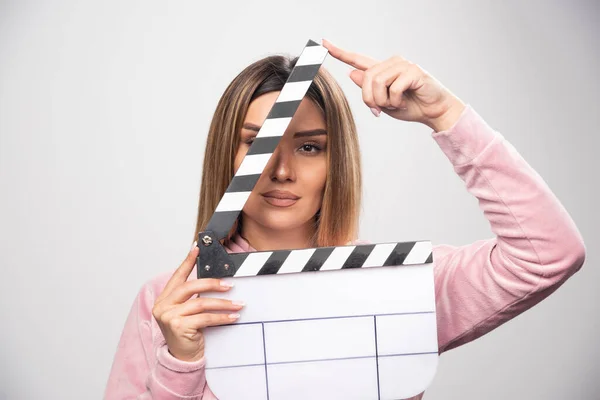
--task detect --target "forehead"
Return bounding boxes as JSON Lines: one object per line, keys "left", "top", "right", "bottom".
{"left": 244, "top": 92, "right": 326, "bottom": 129}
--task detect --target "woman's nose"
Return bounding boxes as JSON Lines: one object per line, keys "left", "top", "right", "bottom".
{"left": 268, "top": 146, "right": 295, "bottom": 182}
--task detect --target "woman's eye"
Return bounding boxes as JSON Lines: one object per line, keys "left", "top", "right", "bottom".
{"left": 299, "top": 143, "right": 322, "bottom": 154}
{"left": 245, "top": 137, "right": 255, "bottom": 145}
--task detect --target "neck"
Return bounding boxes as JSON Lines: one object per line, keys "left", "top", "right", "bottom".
{"left": 239, "top": 217, "right": 316, "bottom": 251}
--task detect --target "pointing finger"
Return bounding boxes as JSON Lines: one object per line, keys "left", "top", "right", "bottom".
{"left": 322, "top": 39, "right": 378, "bottom": 71}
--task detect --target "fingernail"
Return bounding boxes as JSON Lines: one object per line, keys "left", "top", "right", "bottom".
{"left": 228, "top": 313, "right": 241, "bottom": 319}
{"left": 385, "top": 106, "right": 397, "bottom": 110}
{"left": 370, "top": 107, "right": 381, "bottom": 117}
{"left": 232, "top": 300, "right": 246, "bottom": 306}
{"left": 220, "top": 280, "right": 234, "bottom": 288}
{"left": 190, "top": 241, "right": 197, "bottom": 251}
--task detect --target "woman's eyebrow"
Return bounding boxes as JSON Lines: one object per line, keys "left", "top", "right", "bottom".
{"left": 242, "top": 123, "right": 326, "bottom": 137}
{"left": 242, "top": 123, "right": 261, "bottom": 132}
{"left": 294, "top": 129, "right": 327, "bottom": 138}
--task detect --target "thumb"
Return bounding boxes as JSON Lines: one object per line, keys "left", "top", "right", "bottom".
{"left": 348, "top": 69, "right": 364, "bottom": 88}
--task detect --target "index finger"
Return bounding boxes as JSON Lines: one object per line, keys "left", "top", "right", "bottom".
{"left": 157, "top": 241, "right": 200, "bottom": 303}
{"left": 322, "top": 39, "right": 378, "bottom": 71}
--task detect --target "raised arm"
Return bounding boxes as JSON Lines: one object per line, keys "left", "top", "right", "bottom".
{"left": 429, "top": 105, "right": 585, "bottom": 352}
{"left": 322, "top": 38, "right": 586, "bottom": 353}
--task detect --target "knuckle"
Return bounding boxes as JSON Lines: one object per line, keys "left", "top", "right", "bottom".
{"left": 197, "top": 278, "right": 217, "bottom": 290}
{"left": 169, "top": 317, "right": 183, "bottom": 331}
{"left": 390, "top": 97, "right": 403, "bottom": 107}
{"left": 196, "top": 316, "right": 209, "bottom": 329}
{"left": 202, "top": 314, "right": 217, "bottom": 326}
{"left": 389, "top": 85, "right": 403, "bottom": 97}
{"left": 206, "top": 313, "right": 231, "bottom": 327}
{"left": 187, "top": 281, "right": 204, "bottom": 295}
{"left": 373, "top": 75, "right": 386, "bottom": 86}
{"left": 158, "top": 312, "right": 170, "bottom": 325}
{"left": 171, "top": 284, "right": 185, "bottom": 298}
{"left": 186, "top": 281, "right": 201, "bottom": 295}
{"left": 195, "top": 299, "right": 206, "bottom": 313}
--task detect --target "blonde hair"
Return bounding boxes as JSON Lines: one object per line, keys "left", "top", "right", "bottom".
{"left": 193, "top": 55, "right": 362, "bottom": 248}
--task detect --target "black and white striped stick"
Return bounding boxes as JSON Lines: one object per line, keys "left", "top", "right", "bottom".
{"left": 205, "top": 39, "right": 328, "bottom": 241}
{"left": 197, "top": 39, "right": 433, "bottom": 279}
{"left": 198, "top": 239, "right": 433, "bottom": 278}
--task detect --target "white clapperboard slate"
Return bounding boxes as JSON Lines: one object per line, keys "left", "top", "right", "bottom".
{"left": 196, "top": 40, "right": 438, "bottom": 400}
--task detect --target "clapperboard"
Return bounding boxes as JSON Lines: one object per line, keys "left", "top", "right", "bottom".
{"left": 196, "top": 39, "right": 438, "bottom": 400}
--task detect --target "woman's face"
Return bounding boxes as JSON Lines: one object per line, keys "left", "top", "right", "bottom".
{"left": 234, "top": 91, "right": 328, "bottom": 234}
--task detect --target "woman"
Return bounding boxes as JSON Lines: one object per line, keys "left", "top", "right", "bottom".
{"left": 104, "top": 39, "right": 586, "bottom": 399}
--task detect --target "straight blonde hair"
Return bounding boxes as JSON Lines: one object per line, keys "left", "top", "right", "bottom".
{"left": 193, "top": 55, "right": 362, "bottom": 248}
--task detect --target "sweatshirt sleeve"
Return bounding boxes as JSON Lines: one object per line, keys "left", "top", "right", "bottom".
{"left": 430, "top": 105, "right": 586, "bottom": 353}
{"left": 104, "top": 282, "right": 217, "bottom": 399}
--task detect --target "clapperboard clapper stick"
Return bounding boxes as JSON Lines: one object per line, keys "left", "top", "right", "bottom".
{"left": 196, "top": 39, "right": 438, "bottom": 400}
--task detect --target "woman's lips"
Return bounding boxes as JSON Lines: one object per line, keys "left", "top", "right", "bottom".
{"left": 262, "top": 197, "right": 298, "bottom": 207}
{"left": 261, "top": 190, "right": 300, "bottom": 207}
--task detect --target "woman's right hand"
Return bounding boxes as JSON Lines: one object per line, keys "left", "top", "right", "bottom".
{"left": 152, "top": 241, "right": 245, "bottom": 362}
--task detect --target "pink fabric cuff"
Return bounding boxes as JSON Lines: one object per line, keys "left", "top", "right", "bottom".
{"left": 431, "top": 105, "right": 499, "bottom": 166}
{"left": 148, "top": 344, "right": 207, "bottom": 398}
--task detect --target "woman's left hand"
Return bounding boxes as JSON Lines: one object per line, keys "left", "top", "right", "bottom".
{"left": 322, "top": 39, "right": 466, "bottom": 132}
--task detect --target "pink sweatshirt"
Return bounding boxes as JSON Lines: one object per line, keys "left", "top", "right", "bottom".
{"left": 104, "top": 105, "right": 586, "bottom": 400}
